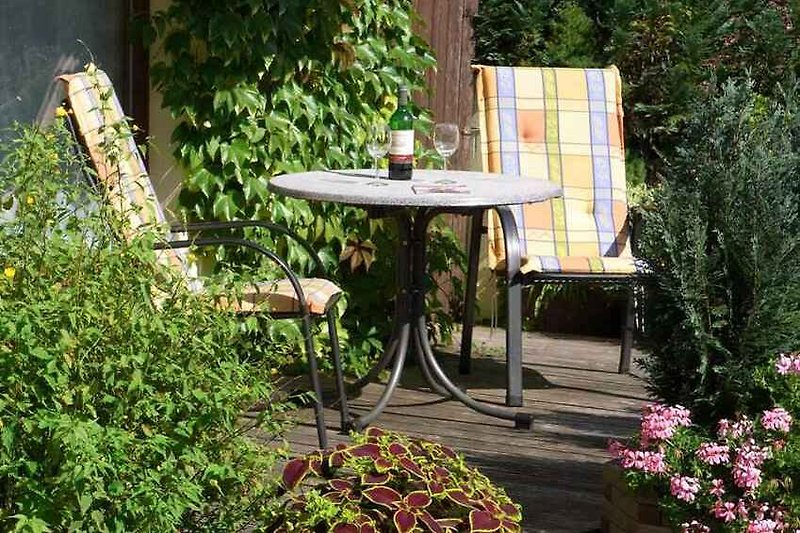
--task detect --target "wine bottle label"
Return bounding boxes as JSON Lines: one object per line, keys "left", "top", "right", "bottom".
{"left": 389, "top": 130, "right": 414, "bottom": 163}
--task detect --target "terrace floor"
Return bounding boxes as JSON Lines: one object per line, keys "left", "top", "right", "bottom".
{"left": 279, "top": 326, "right": 650, "bottom": 532}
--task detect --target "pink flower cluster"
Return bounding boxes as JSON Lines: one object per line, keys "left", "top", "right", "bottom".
{"left": 718, "top": 416, "right": 754, "bottom": 440}
{"left": 670, "top": 475, "right": 701, "bottom": 502}
{"left": 696, "top": 442, "right": 730, "bottom": 465}
{"left": 775, "top": 353, "right": 800, "bottom": 375}
{"left": 608, "top": 440, "right": 667, "bottom": 473}
{"left": 761, "top": 408, "right": 792, "bottom": 433}
{"left": 732, "top": 441, "right": 767, "bottom": 491}
{"left": 640, "top": 403, "right": 692, "bottom": 444}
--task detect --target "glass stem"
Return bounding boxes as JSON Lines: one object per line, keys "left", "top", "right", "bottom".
{"left": 443, "top": 157, "right": 448, "bottom": 171}
{"left": 374, "top": 157, "right": 379, "bottom": 179}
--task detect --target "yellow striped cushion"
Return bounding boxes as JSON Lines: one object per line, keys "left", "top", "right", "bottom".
{"left": 61, "top": 66, "right": 344, "bottom": 314}
{"left": 215, "top": 278, "right": 342, "bottom": 315}
{"left": 475, "top": 65, "right": 637, "bottom": 276}
{"left": 59, "top": 66, "right": 190, "bottom": 273}
{"left": 496, "top": 255, "right": 639, "bottom": 275}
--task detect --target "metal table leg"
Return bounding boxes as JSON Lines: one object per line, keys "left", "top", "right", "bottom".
{"left": 349, "top": 215, "right": 413, "bottom": 430}
{"left": 410, "top": 208, "right": 534, "bottom": 429}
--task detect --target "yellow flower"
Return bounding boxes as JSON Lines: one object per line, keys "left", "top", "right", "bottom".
{"left": 3, "top": 266, "right": 15, "bottom": 280}
{"left": 26, "top": 195, "right": 35, "bottom": 205}
{"left": 55, "top": 106, "right": 68, "bottom": 118}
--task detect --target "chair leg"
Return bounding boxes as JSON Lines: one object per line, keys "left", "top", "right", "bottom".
{"left": 326, "top": 310, "right": 350, "bottom": 434}
{"left": 460, "top": 212, "right": 483, "bottom": 375}
{"left": 618, "top": 286, "right": 635, "bottom": 374}
{"left": 301, "top": 314, "right": 328, "bottom": 449}
{"left": 506, "top": 277, "right": 523, "bottom": 407}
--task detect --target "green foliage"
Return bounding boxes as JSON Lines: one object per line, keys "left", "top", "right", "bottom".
{"left": 0, "top": 123, "right": 289, "bottom": 531}
{"left": 473, "top": 1, "right": 600, "bottom": 68}
{"left": 639, "top": 79, "right": 800, "bottom": 423}
{"left": 266, "top": 428, "right": 522, "bottom": 532}
{"left": 149, "top": 0, "right": 463, "bottom": 376}
{"left": 474, "top": 0, "right": 800, "bottom": 175}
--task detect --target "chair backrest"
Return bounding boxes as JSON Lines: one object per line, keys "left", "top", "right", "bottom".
{"left": 474, "top": 65, "right": 631, "bottom": 268}
{"left": 59, "top": 66, "right": 189, "bottom": 273}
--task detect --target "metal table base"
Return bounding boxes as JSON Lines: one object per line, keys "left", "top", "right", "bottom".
{"left": 347, "top": 207, "right": 534, "bottom": 432}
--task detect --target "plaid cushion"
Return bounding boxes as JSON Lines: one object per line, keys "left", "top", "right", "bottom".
{"left": 216, "top": 278, "right": 342, "bottom": 315}
{"left": 59, "top": 67, "right": 189, "bottom": 273}
{"left": 475, "top": 65, "right": 638, "bottom": 276}
{"left": 497, "top": 255, "right": 639, "bottom": 275}
{"left": 61, "top": 66, "right": 342, "bottom": 316}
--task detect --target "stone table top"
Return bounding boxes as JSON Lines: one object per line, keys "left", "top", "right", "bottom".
{"left": 269, "top": 169, "right": 562, "bottom": 209}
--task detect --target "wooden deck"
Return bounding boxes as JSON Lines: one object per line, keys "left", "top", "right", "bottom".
{"left": 280, "top": 327, "right": 650, "bottom": 532}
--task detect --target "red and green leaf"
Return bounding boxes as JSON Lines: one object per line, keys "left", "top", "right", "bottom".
{"left": 445, "top": 489, "right": 475, "bottom": 508}
{"left": 399, "top": 456, "right": 424, "bottom": 478}
{"left": 362, "top": 472, "right": 391, "bottom": 485}
{"left": 282, "top": 458, "right": 310, "bottom": 490}
{"left": 427, "top": 481, "right": 445, "bottom": 495}
{"left": 333, "top": 524, "right": 359, "bottom": 533}
{"left": 388, "top": 442, "right": 409, "bottom": 456}
{"left": 329, "top": 478, "right": 355, "bottom": 492}
{"left": 375, "top": 457, "right": 393, "bottom": 471}
{"left": 500, "top": 504, "right": 521, "bottom": 521}
{"left": 393, "top": 509, "right": 417, "bottom": 533}
{"left": 363, "top": 486, "right": 403, "bottom": 508}
{"left": 365, "top": 427, "right": 386, "bottom": 440}
{"left": 404, "top": 491, "right": 431, "bottom": 509}
{"left": 347, "top": 443, "right": 382, "bottom": 459}
{"left": 469, "top": 510, "right": 502, "bottom": 532}
{"left": 418, "top": 510, "right": 446, "bottom": 533}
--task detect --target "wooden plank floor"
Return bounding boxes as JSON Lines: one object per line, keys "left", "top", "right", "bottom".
{"left": 276, "top": 327, "right": 650, "bottom": 532}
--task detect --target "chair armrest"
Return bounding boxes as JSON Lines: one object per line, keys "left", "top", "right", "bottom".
{"left": 170, "top": 220, "right": 327, "bottom": 277}
{"left": 492, "top": 205, "right": 522, "bottom": 281}
{"left": 154, "top": 236, "right": 311, "bottom": 315}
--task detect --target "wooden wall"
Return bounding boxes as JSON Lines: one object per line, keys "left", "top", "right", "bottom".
{"left": 413, "top": 0, "right": 479, "bottom": 173}
{"left": 413, "top": 0, "right": 481, "bottom": 310}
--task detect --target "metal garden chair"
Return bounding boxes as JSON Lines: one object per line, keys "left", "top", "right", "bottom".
{"left": 58, "top": 67, "right": 348, "bottom": 448}
{"left": 460, "top": 65, "right": 643, "bottom": 408}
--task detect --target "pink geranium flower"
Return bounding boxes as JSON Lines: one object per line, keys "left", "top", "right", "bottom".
{"left": 709, "top": 478, "right": 726, "bottom": 497}
{"left": 746, "top": 519, "right": 780, "bottom": 532}
{"left": 696, "top": 442, "right": 730, "bottom": 465}
{"left": 761, "top": 407, "right": 792, "bottom": 433}
{"left": 775, "top": 352, "right": 800, "bottom": 375}
{"left": 640, "top": 403, "right": 692, "bottom": 444}
{"left": 670, "top": 475, "right": 701, "bottom": 503}
{"left": 712, "top": 501, "right": 737, "bottom": 523}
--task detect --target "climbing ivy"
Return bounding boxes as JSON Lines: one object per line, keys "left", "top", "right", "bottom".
{"left": 148, "top": 0, "right": 464, "bottom": 374}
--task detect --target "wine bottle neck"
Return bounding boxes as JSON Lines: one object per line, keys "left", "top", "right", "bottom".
{"left": 398, "top": 86, "right": 408, "bottom": 107}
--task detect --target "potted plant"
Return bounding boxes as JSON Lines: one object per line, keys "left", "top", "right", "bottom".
{"left": 266, "top": 428, "right": 522, "bottom": 532}
{"left": 606, "top": 354, "right": 799, "bottom": 532}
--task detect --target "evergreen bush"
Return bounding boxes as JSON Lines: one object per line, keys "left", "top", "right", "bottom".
{"left": 639, "top": 80, "right": 800, "bottom": 423}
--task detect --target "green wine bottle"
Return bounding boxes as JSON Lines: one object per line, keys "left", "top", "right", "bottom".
{"left": 388, "top": 85, "right": 414, "bottom": 180}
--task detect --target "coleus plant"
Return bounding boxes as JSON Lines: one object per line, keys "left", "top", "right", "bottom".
{"left": 266, "top": 429, "right": 522, "bottom": 532}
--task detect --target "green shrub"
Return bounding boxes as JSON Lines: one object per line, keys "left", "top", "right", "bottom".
{"left": 0, "top": 123, "right": 289, "bottom": 531}
{"left": 148, "top": 0, "right": 464, "bottom": 376}
{"left": 265, "top": 428, "right": 522, "bottom": 532}
{"left": 638, "top": 80, "right": 800, "bottom": 423}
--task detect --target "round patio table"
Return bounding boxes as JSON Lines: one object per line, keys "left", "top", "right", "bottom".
{"left": 269, "top": 169, "right": 562, "bottom": 431}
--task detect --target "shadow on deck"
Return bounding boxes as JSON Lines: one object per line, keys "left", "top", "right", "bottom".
{"left": 274, "top": 326, "right": 650, "bottom": 532}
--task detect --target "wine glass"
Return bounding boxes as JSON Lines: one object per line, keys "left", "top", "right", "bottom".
{"left": 433, "top": 122, "right": 460, "bottom": 172}
{"left": 366, "top": 122, "right": 391, "bottom": 183}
